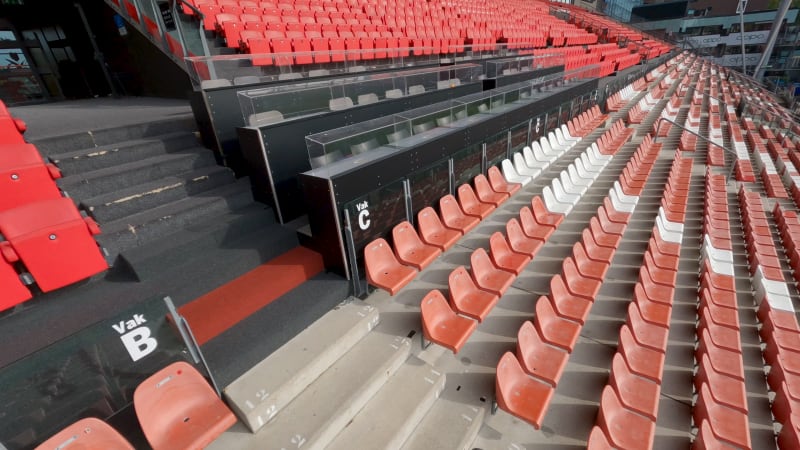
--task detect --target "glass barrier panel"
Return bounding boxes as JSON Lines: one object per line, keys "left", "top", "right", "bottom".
{"left": 409, "top": 159, "right": 450, "bottom": 218}
{"left": 395, "top": 102, "right": 459, "bottom": 136}
{"left": 238, "top": 63, "right": 481, "bottom": 126}
{"left": 453, "top": 143, "right": 483, "bottom": 188}
{"left": 0, "top": 297, "right": 188, "bottom": 449}
{"left": 305, "top": 116, "right": 411, "bottom": 169}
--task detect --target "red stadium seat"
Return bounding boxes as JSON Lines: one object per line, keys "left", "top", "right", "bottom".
{"left": 516, "top": 320, "right": 567, "bottom": 387}
{"left": 0, "top": 143, "right": 62, "bottom": 211}
{"left": 0, "top": 198, "right": 107, "bottom": 292}
{"left": 596, "top": 385, "right": 655, "bottom": 450}
{"left": 470, "top": 248, "right": 514, "bottom": 296}
{"left": 392, "top": 220, "right": 441, "bottom": 270}
{"left": 417, "top": 206, "right": 461, "bottom": 251}
{"left": 439, "top": 194, "right": 480, "bottom": 234}
{"left": 693, "top": 383, "right": 751, "bottom": 449}
{"left": 134, "top": 361, "right": 236, "bottom": 450}
{"left": 609, "top": 353, "right": 659, "bottom": 421}
{"left": 473, "top": 174, "right": 508, "bottom": 207}
{"left": 364, "top": 238, "right": 416, "bottom": 295}
{"left": 448, "top": 265, "right": 498, "bottom": 322}
{"left": 34, "top": 417, "right": 134, "bottom": 450}
{"left": 457, "top": 184, "right": 494, "bottom": 219}
{"left": 420, "top": 289, "right": 477, "bottom": 353}
{"left": 506, "top": 218, "right": 543, "bottom": 256}
{"left": 489, "top": 232, "right": 531, "bottom": 275}
{"left": 494, "top": 351, "right": 554, "bottom": 429}
{"left": 534, "top": 295, "right": 580, "bottom": 352}
{"left": 618, "top": 325, "right": 664, "bottom": 384}
{"left": 488, "top": 166, "right": 521, "bottom": 196}
{"left": 0, "top": 256, "right": 31, "bottom": 311}
{"left": 549, "top": 275, "right": 592, "bottom": 325}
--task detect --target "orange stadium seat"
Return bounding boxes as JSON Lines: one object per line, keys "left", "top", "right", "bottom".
{"left": 35, "top": 417, "right": 134, "bottom": 450}
{"left": 364, "top": 238, "right": 416, "bottom": 295}
{"left": 420, "top": 289, "right": 477, "bottom": 353}
{"left": 134, "top": 361, "right": 236, "bottom": 450}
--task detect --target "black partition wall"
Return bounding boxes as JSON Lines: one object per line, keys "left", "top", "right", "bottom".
{"left": 298, "top": 79, "right": 599, "bottom": 293}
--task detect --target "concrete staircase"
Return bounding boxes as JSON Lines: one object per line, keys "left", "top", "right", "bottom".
{"left": 31, "top": 114, "right": 297, "bottom": 282}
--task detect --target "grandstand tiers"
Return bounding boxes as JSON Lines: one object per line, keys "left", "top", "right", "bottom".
{"left": 7, "top": 0, "right": 800, "bottom": 449}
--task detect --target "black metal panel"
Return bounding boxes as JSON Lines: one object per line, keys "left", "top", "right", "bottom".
{"left": 297, "top": 174, "right": 344, "bottom": 275}
{"left": 299, "top": 78, "right": 598, "bottom": 275}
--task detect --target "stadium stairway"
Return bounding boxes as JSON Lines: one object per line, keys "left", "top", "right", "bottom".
{"left": 2, "top": 99, "right": 350, "bottom": 382}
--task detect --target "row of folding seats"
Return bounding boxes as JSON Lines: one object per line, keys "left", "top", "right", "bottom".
{"left": 366, "top": 167, "right": 519, "bottom": 296}
{"left": 0, "top": 104, "right": 108, "bottom": 312}
{"left": 502, "top": 125, "right": 582, "bottom": 186}
{"left": 707, "top": 111, "right": 725, "bottom": 166}
{"left": 590, "top": 153, "right": 692, "bottom": 449}
{"left": 692, "top": 170, "right": 750, "bottom": 449}
{"left": 423, "top": 110, "right": 628, "bottom": 354}
{"left": 749, "top": 126, "right": 789, "bottom": 199}
{"left": 497, "top": 133, "right": 663, "bottom": 431}
{"left": 767, "top": 136, "right": 800, "bottom": 209}
{"left": 35, "top": 361, "right": 236, "bottom": 450}
{"left": 729, "top": 119, "right": 756, "bottom": 182}
{"left": 745, "top": 202, "right": 800, "bottom": 448}
{"left": 606, "top": 83, "right": 644, "bottom": 113}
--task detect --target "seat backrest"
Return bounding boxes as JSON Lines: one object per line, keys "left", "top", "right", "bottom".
{"left": 329, "top": 96, "right": 354, "bottom": 111}
{"left": 488, "top": 166, "right": 509, "bottom": 190}
{"left": 517, "top": 320, "right": 543, "bottom": 354}
{"left": 586, "top": 425, "right": 614, "bottom": 449}
{"left": 457, "top": 183, "right": 480, "bottom": 209}
{"left": 470, "top": 247, "right": 494, "bottom": 274}
{"left": 364, "top": 238, "right": 399, "bottom": 273}
{"left": 440, "top": 194, "right": 467, "bottom": 221}
{"left": 473, "top": 174, "right": 495, "bottom": 197}
{"left": 535, "top": 293, "right": 558, "bottom": 325}
{"left": 393, "top": 220, "right": 425, "bottom": 251}
{"left": 34, "top": 417, "right": 134, "bottom": 450}
{"left": 417, "top": 206, "right": 445, "bottom": 236}
{"left": 420, "top": 289, "right": 452, "bottom": 330}
{"left": 496, "top": 351, "right": 525, "bottom": 399}
{"left": 448, "top": 265, "right": 480, "bottom": 301}
{"left": 489, "top": 232, "right": 511, "bottom": 259}
{"left": 133, "top": 361, "right": 230, "bottom": 449}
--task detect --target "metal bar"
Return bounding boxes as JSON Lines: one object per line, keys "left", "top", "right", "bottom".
{"left": 163, "top": 296, "right": 223, "bottom": 397}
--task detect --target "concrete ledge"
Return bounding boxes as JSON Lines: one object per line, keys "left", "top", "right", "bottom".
{"left": 223, "top": 301, "right": 380, "bottom": 432}
{"left": 400, "top": 397, "right": 484, "bottom": 450}
{"left": 326, "top": 357, "right": 446, "bottom": 450}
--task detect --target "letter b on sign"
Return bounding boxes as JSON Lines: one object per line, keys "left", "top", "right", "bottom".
{"left": 121, "top": 327, "right": 158, "bottom": 361}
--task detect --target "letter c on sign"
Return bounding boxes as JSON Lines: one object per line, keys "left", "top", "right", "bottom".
{"left": 358, "top": 209, "right": 371, "bottom": 230}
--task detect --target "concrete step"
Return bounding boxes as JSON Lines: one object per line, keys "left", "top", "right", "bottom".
{"left": 114, "top": 202, "right": 287, "bottom": 282}
{"left": 50, "top": 131, "right": 199, "bottom": 174}
{"left": 82, "top": 164, "right": 235, "bottom": 223}
{"left": 325, "top": 358, "right": 446, "bottom": 450}
{"left": 58, "top": 149, "right": 218, "bottom": 200}
{"left": 400, "top": 397, "right": 485, "bottom": 450}
{"left": 209, "top": 332, "right": 411, "bottom": 450}
{"left": 96, "top": 178, "right": 254, "bottom": 257}
{"left": 32, "top": 115, "right": 197, "bottom": 156}
{"left": 223, "top": 302, "right": 380, "bottom": 433}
